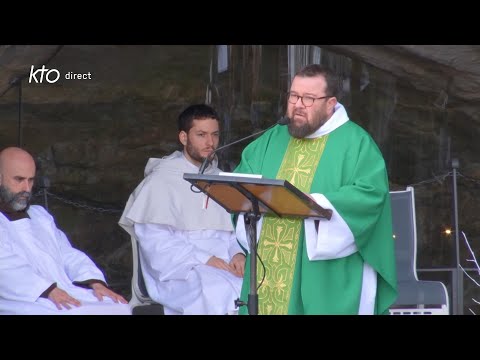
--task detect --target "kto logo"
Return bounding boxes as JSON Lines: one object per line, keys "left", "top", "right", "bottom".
{"left": 29, "top": 65, "right": 60, "bottom": 84}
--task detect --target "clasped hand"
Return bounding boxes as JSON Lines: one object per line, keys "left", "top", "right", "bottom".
{"left": 206, "top": 253, "right": 246, "bottom": 277}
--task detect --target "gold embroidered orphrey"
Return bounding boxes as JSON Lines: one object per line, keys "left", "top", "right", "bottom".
{"left": 256, "top": 135, "right": 328, "bottom": 314}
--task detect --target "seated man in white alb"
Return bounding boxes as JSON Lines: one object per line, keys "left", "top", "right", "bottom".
{"left": 119, "top": 104, "right": 245, "bottom": 315}
{"left": 0, "top": 147, "right": 131, "bottom": 315}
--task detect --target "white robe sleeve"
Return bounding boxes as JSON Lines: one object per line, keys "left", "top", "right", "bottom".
{"left": 304, "top": 193, "right": 358, "bottom": 260}
{"left": 228, "top": 232, "right": 245, "bottom": 259}
{"left": 0, "top": 238, "right": 53, "bottom": 302}
{"left": 134, "top": 223, "right": 213, "bottom": 281}
{"left": 56, "top": 227, "right": 106, "bottom": 283}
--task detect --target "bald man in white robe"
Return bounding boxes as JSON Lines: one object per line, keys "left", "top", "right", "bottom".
{"left": 0, "top": 147, "right": 131, "bottom": 315}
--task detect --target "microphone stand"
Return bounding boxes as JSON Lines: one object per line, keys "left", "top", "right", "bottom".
{"left": 198, "top": 127, "right": 272, "bottom": 174}
{"left": 198, "top": 116, "right": 290, "bottom": 174}
{"left": 245, "top": 198, "right": 261, "bottom": 315}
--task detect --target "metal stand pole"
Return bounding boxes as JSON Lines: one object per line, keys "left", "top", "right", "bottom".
{"left": 235, "top": 200, "right": 261, "bottom": 315}
{"left": 245, "top": 211, "right": 260, "bottom": 315}
{"left": 452, "top": 158, "right": 463, "bottom": 315}
{"left": 11, "top": 78, "right": 23, "bottom": 147}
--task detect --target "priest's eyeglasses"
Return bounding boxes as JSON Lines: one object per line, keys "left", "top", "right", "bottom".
{"left": 287, "top": 92, "right": 332, "bottom": 107}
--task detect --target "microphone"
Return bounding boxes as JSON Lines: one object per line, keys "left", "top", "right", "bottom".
{"left": 198, "top": 115, "right": 290, "bottom": 174}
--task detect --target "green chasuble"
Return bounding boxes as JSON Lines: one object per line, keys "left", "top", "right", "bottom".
{"left": 234, "top": 121, "right": 397, "bottom": 315}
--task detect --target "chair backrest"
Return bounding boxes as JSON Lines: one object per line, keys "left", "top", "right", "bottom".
{"left": 390, "top": 187, "right": 419, "bottom": 283}
{"left": 130, "top": 234, "right": 164, "bottom": 314}
{"left": 389, "top": 186, "right": 450, "bottom": 315}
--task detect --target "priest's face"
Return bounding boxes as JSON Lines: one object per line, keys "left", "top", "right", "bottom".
{"left": 0, "top": 151, "right": 35, "bottom": 211}
{"left": 286, "top": 75, "right": 337, "bottom": 138}
{"left": 179, "top": 118, "right": 220, "bottom": 167}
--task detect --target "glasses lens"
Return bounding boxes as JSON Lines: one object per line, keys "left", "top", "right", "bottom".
{"left": 288, "top": 93, "right": 298, "bottom": 104}
{"left": 302, "top": 96, "right": 314, "bottom": 107}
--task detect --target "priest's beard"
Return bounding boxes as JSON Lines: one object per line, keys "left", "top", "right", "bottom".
{"left": 288, "top": 111, "right": 329, "bottom": 139}
{"left": 0, "top": 185, "right": 32, "bottom": 211}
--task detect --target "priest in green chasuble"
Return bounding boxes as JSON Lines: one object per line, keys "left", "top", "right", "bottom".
{"left": 234, "top": 64, "right": 397, "bottom": 315}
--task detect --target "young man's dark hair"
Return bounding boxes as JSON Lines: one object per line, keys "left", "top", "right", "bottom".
{"left": 177, "top": 104, "right": 220, "bottom": 133}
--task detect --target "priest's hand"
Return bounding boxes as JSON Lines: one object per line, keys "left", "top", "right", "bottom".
{"left": 48, "top": 287, "right": 81, "bottom": 310}
{"left": 206, "top": 255, "right": 236, "bottom": 274}
{"left": 230, "top": 253, "right": 246, "bottom": 277}
{"left": 91, "top": 283, "right": 128, "bottom": 304}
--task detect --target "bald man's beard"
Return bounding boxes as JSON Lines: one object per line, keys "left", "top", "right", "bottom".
{"left": 0, "top": 185, "right": 32, "bottom": 211}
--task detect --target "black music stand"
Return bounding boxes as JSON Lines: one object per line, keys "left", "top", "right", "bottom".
{"left": 183, "top": 173, "right": 332, "bottom": 315}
